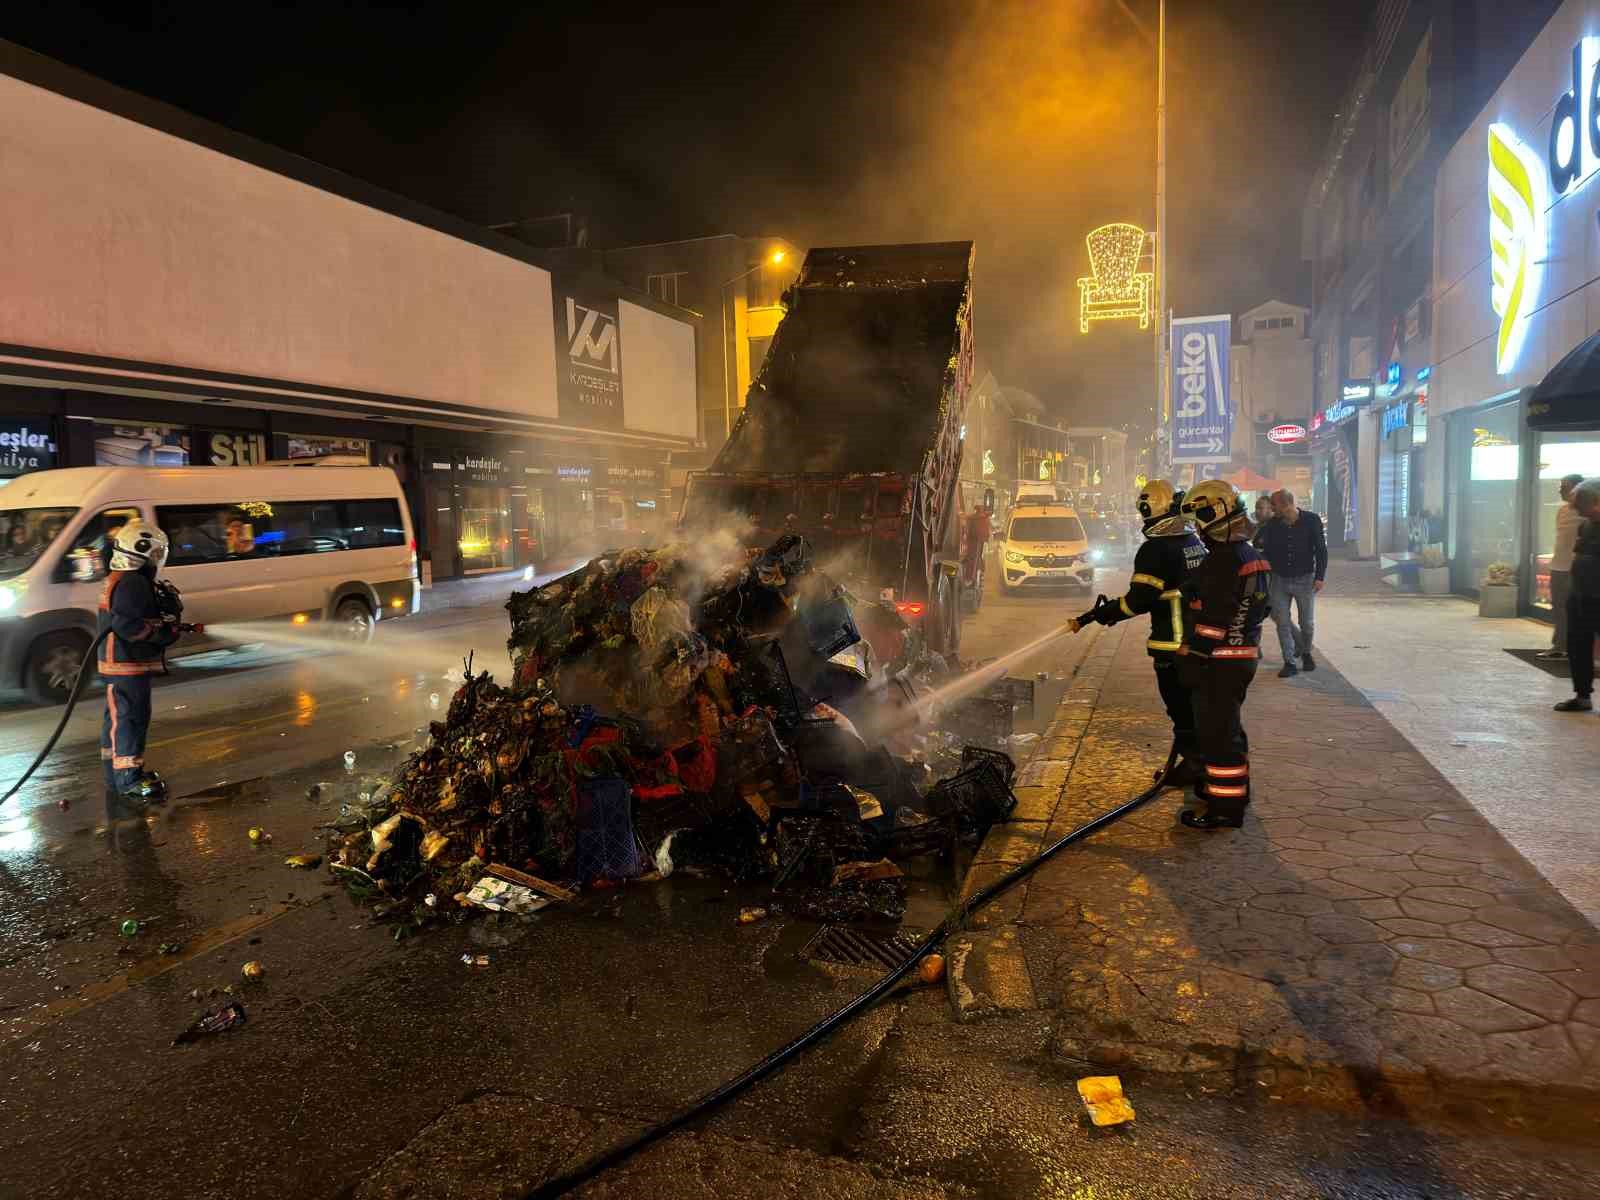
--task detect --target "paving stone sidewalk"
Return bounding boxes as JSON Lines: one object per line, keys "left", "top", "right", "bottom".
{"left": 952, "top": 621, "right": 1600, "bottom": 1122}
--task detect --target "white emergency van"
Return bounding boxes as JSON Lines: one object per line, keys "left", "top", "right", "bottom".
{"left": 0, "top": 466, "right": 419, "bottom": 703}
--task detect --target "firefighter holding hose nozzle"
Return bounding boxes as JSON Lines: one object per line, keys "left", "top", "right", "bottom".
{"left": 1068, "top": 480, "right": 1207, "bottom": 787}
{"left": 1173, "top": 479, "right": 1272, "bottom": 831}
{"left": 98, "top": 520, "right": 185, "bottom": 811}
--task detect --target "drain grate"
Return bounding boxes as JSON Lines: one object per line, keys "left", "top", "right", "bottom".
{"left": 801, "top": 924, "right": 923, "bottom": 971}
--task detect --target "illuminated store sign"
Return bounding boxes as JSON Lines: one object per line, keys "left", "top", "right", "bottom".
{"left": 1488, "top": 123, "right": 1548, "bottom": 375}
{"left": 1341, "top": 380, "right": 1374, "bottom": 403}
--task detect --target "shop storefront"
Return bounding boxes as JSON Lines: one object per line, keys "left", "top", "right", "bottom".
{"left": 1308, "top": 382, "right": 1368, "bottom": 551}
{"left": 1429, "top": 0, "right": 1600, "bottom": 614}
{"left": 1375, "top": 387, "right": 1428, "bottom": 554}
{"left": 1, "top": 52, "right": 700, "bottom": 582}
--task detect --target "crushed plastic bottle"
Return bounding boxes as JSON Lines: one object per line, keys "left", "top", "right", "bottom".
{"left": 343, "top": 750, "right": 356, "bottom": 771}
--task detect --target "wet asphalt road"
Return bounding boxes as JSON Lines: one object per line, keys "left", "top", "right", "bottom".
{"left": 2, "top": 559, "right": 1597, "bottom": 1199}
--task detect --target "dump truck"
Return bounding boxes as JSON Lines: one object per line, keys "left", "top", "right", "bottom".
{"left": 680, "top": 241, "right": 976, "bottom": 655}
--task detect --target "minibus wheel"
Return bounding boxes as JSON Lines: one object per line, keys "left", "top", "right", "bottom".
{"left": 25, "top": 631, "right": 91, "bottom": 706}
{"left": 334, "top": 597, "right": 376, "bottom": 644}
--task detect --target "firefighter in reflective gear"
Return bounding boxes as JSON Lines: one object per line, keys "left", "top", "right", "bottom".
{"left": 98, "top": 520, "right": 180, "bottom": 807}
{"left": 1175, "top": 479, "right": 1271, "bottom": 830}
{"left": 1070, "top": 480, "right": 1207, "bottom": 785}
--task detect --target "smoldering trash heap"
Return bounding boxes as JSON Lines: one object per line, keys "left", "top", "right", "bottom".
{"left": 324, "top": 534, "right": 1020, "bottom": 929}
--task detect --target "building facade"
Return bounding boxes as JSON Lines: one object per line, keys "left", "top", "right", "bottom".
{"left": 1302, "top": 0, "right": 1560, "bottom": 555}
{"left": 1431, "top": 0, "right": 1600, "bottom": 614}
{"left": 531, "top": 235, "right": 801, "bottom": 460}
{"left": 1230, "top": 301, "right": 1315, "bottom": 498}
{"left": 0, "top": 42, "right": 700, "bottom": 580}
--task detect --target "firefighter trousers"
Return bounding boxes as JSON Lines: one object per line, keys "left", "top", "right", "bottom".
{"left": 1178, "top": 658, "right": 1257, "bottom": 820}
{"left": 101, "top": 675, "right": 153, "bottom": 792}
{"left": 1152, "top": 656, "right": 1197, "bottom": 760}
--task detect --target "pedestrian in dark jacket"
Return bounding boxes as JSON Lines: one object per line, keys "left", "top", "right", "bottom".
{"left": 1260, "top": 489, "right": 1328, "bottom": 677}
{"left": 1555, "top": 477, "right": 1600, "bottom": 712}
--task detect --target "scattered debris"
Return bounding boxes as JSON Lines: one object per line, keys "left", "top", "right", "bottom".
{"left": 314, "top": 535, "right": 1021, "bottom": 941}
{"left": 284, "top": 854, "right": 323, "bottom": 869}
{"left": 119, "top": 919, "right": 140, "bottom": 937}
{"left": 462, "top": 876, "right": 552, "bottom": 915}
{"left": 248, "top": 827, "right": 271, "bottom": 844}
{"left": 1077, "top": 1075, "right": 1136, "bottom": 1127}
{"left": 344, "top": 751, "right": 357, "bottom": 771}
{"left": 306, "top": 782, "right": 327, "bottom": 800}
{"left": 241, "top": 960, "right": 265, "bottom": 981}
{"left": 461, "top": 953, "right": 491, "bottom": 968}
{"left": 737, "top": 907, "right": 769, "bottom": 924}
{"left": 158, "top": 941, "right": 182, "bottom": 956}
{"left": 173, "top": 1002, "right": 247, "bottom": 1046}
{"left": 919, "top": 953, "right": 946, "bottom": 985}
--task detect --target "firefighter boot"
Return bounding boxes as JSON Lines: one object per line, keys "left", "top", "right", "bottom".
{"left": 121, "top": 770, "right": 169, "bottom": 805}
{"left": 1181, "top": 762, "right": 1247, "bottom": 830}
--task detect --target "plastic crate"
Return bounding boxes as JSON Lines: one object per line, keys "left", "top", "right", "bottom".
{"left": 924, "top": 759, "right": 1016, "bottom": 831}
{"left": 960, "top": 744, "right": 1017, "bottom": 789}
{"left": 987, "top": 676, "right": 1036, "bottom": 721}
{"left": 944, "top": 693, "right": 1013, "bottom": 744}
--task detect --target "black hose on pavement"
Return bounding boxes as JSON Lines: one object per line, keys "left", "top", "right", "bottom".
{"left": 526, "top": 737, "right": 1180, "bottom": 1199}
{"left": 0, "top": 629, "right": 111, "bottom": 808}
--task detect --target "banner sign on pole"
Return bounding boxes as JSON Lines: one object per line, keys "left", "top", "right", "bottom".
{"left": 1169, "top": 313, "right": 1232, "bottom": 465}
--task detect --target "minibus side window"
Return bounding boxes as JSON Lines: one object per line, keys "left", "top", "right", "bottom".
{"left": 55, "top": 507, "right": 142, "bottom": 583}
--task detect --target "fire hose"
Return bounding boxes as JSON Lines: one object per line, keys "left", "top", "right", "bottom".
{"left": 529, "top": 615, "right": 1173, "bottom": 1198}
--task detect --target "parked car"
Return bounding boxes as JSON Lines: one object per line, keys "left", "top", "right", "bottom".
{"left": 998, "top": 501, "right": 1094, "bottom": 593}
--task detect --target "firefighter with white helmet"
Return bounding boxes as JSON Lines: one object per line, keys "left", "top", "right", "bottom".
{"left": 98, "top": 519, "right": 182, "bottom": 808}
{"left": 1174, "top": 478, "right": 1272, "bottom": 830}
{"left": 1070, "top": 479, "right": 1207, "bottom": 785}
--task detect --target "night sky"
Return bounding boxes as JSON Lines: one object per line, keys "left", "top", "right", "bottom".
{"left": 5, "top": 0, "right": 1375, "bottom": 427}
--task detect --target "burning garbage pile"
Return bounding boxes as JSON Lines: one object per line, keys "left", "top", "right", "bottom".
{"left": 325, "top": 535, "right": 1022, "bottom": 928}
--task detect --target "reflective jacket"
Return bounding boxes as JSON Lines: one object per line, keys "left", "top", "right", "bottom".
{"left": 97, "top": 570, "right": 180, "bottom": 677}
{"left": 1181, "top": 538, "right": 1271, "bottom": 661}
{"left": 1085, "top": 530, "right": 1207, "bottom": 656}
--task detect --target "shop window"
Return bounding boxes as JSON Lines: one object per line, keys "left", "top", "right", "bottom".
{"left": 1532, "top": 432, "right": 1600, "bottom": 610}
{"left": 57, "top": 507, "right": 142, "bottom": 582}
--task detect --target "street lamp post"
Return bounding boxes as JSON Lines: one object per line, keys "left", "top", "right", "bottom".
{"left": 718, "top": 249, "right": 786, "bottom": 444}
{"left": 1116, "top": 0, "right": 1168, "bottom": 475}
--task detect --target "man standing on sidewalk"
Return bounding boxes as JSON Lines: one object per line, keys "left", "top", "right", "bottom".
{"left": 1554, "top": 477, "right": 1600, "bottom": 712}
{"left": 1175, "top": 479, "right": 1272, "bottom": 830}
{"left": 1259, "top": 489, "right": 1327, "bottom": 678}
{"left": 1539, "top": 474, "right": 1586, "bottom": 661}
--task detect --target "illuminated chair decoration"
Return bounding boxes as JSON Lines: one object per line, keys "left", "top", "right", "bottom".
{"left": 1077, "top": 222, "right": 1154, "bottom": 333}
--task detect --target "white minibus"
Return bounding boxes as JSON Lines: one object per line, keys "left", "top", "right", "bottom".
{"left": 0, "top": 466, "right": 419, "bottom": 702}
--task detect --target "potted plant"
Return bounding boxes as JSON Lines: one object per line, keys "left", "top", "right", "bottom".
{"left": 1419, "top": 546, "right": 1451, "bottom": 594}
{"left": 1479, "top": 561, "right": 1518, "bottom": 617}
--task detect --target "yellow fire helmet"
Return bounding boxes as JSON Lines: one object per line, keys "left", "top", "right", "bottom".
{"left": 1182, "top": 478, "right": 1247, "bottom": 538}
{"left": 1136, "top": 478, "right": 1181, "bottom": 527}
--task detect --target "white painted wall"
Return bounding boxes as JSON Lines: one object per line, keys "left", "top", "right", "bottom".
{"left": 1433, "top": 0, "right": 1600, "bottom": 421}
{"left": 618, "top": 300, "right": 698, "bottom": 440}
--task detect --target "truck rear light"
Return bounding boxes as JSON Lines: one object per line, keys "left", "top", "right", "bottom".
{"left": 409, "top": 538, "right": 418, "bottom": 552}
{"left": 895, "top": 601, "right": 926, "bottom": 619}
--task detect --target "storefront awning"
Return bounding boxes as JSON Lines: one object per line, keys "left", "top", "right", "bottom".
{"left": 1528, "top": 330, "right": 1600, "bottom": 430}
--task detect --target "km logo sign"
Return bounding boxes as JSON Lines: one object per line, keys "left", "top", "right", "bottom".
{"left": 565, "top": 298, "right": 619, "bottom": 374}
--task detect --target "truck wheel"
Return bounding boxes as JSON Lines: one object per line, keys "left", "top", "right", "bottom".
{"left": 334, "top": 597, "right": 376, "bottom": 644}
{"left": 935, "top": 573, "right": 961, "bottom": 657}
{"left": 25, "top": 631, "right": 93, "bottom": 706}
